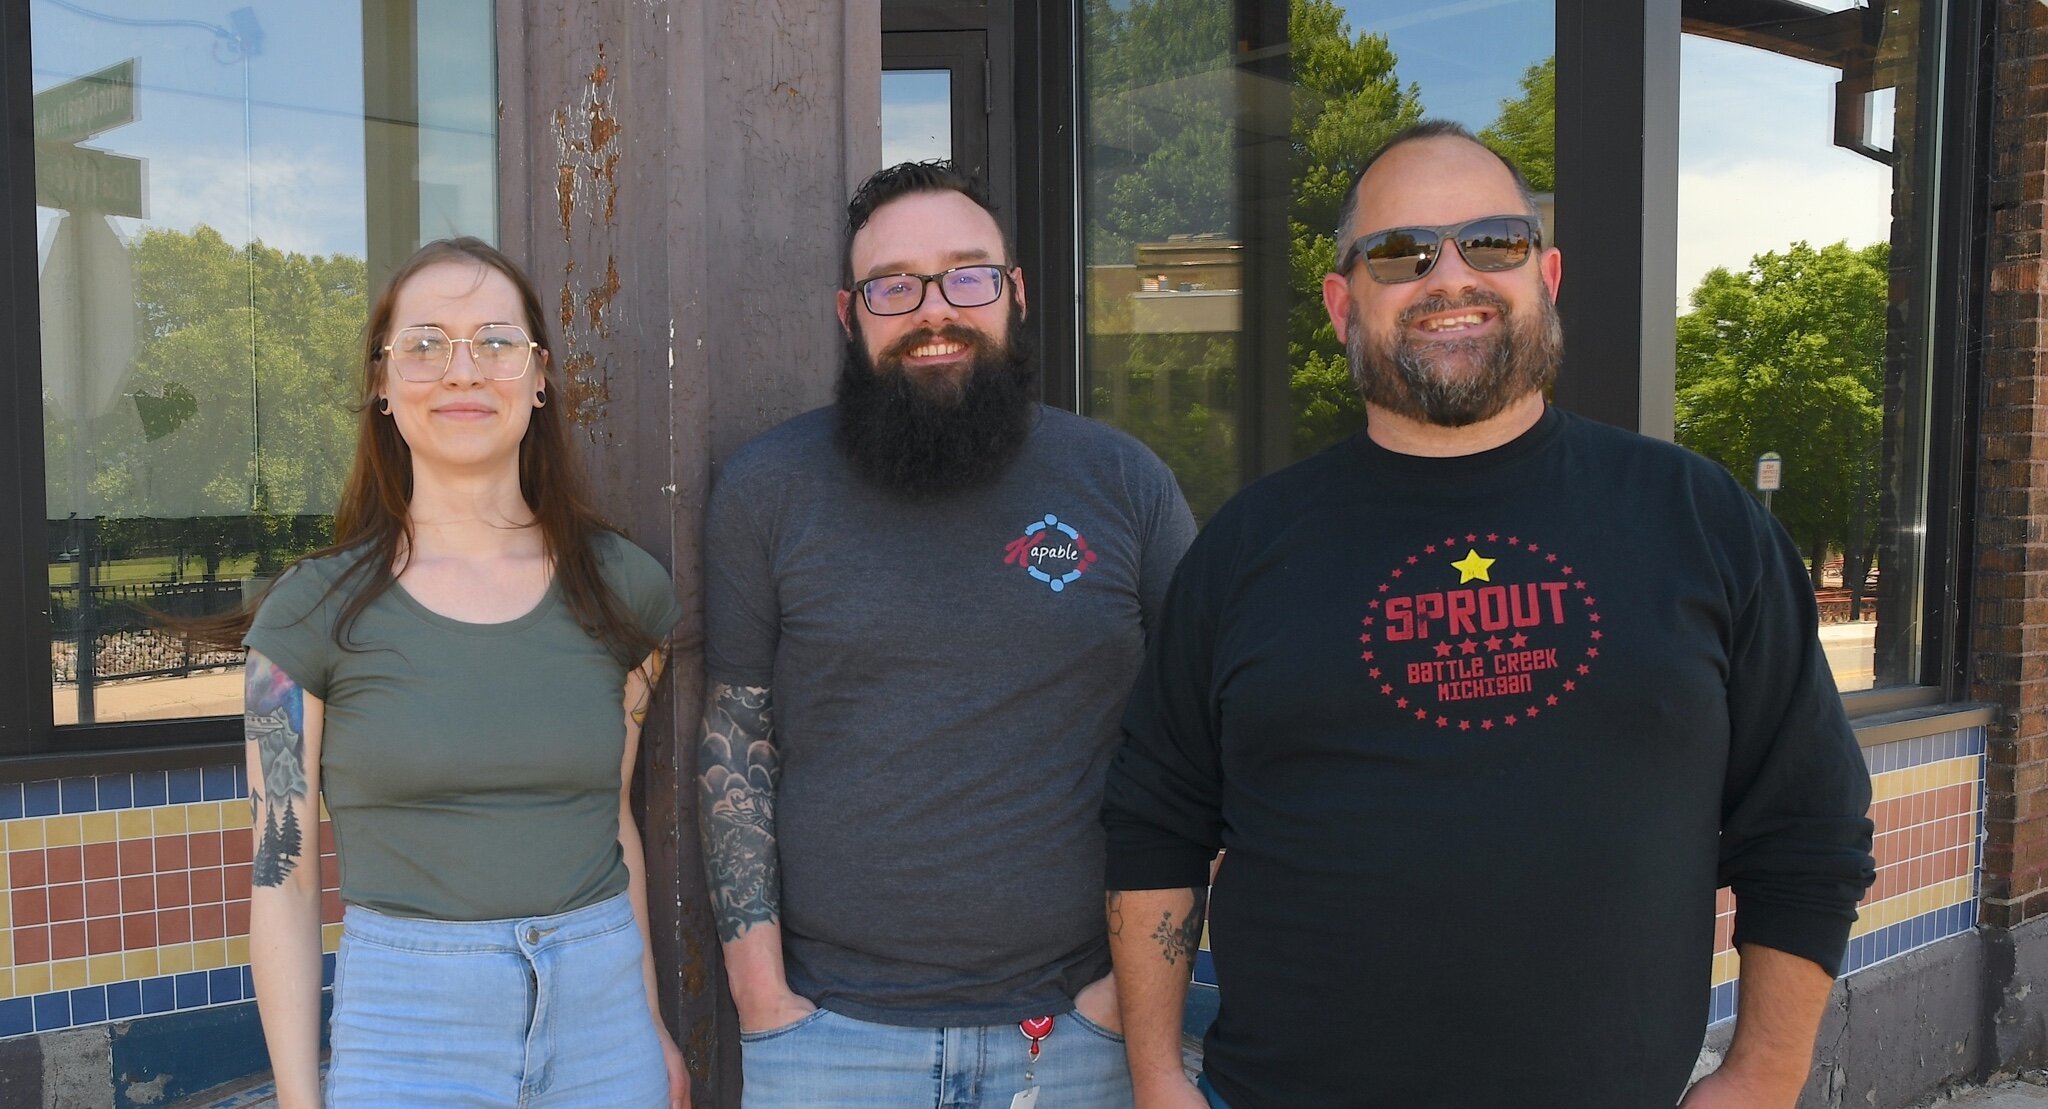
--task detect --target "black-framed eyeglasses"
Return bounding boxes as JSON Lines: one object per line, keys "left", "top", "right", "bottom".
{"left": 380, "top": 324, "right": 539, "bottom": 382}
{"left": 1337, "top": 215, "right": 1541, "bottom": 285}
{"left": 854, "top": 264, "right": 1010, "bottom": 316}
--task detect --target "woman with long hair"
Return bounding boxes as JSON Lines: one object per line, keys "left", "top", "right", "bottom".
{"left": 227, "top": 238, "right": 687, "bottom": 1107}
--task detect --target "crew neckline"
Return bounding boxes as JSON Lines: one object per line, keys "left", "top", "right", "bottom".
{"left": 388, "top": 576, "right": 563, "bottom": 636}
{"left": 1347, "top": 404, "right": 1566, "bottom": 481}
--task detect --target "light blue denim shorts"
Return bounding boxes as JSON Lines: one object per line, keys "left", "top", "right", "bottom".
{"left": 739, "top": 1004, "right": 1132, "bottom": 1109}
{"left": 326, "top": 891, "right": 667, "bottom": 1108}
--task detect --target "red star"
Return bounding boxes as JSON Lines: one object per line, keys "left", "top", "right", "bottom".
{"left": 1486, "top": 533, "right": 1499, "bottom": 541}
{"left": 1416, "top": 708, "right": 1430, "bottom": 720}
{"left": 1459, "top": 639, "right": 1479, "bottom": 655}
{"left": 1504, "top": 714, "right": 1519, "bottom": 725}
{"left": 1396, "top": 697, "right": 1409, "bottom": 709}
{"left": 1434, "top": 642, "right": 1453, "bottom": 658}
{"left": 1545, "top": 553, "right": 1557, "bottom": 563}
{"left": 1564, "top": 680, "right": 1577, "bottom": 691}
{"left": 1507, "top": 536, "right": 1519, "bottom": 545}
{"left": 1424, "top": 544, "right": 1437, "bottom": 554}
{"left": 1510, "top": 632, "right": 1529, "bottom": 648}
{"left": 1526, "top": 706, "right": 1541, "bottom": 717}
{"left": 1392, "top": 569, "right": 1404, "bottom": 579}
{"left": 1465, "top": 533, "right": 1477, "bottom": 542}
{"left": 1380, "top": 684, "right": 1393, "bottom": 694}
{"left": 1378, "top": 584, "right": 1390, "bottom": 593}
{"left": 1561, "top": 565, "right": 1573, "bottom": 575}
{"left": 1484, "top": 636, "right": 1503, "bottom": 652}
{"left": 1590, "top": 631, "right": 1603, "bottom": 641}
{"left": 1361, "top": 615, "right": 1375, "bottom": 626}
{"left": 1586, "top": 648, "right": 1600, "bottom": 658}
{"left": 1368, "top": 668, "right": 1383, "bottom": 679}
{"left": 1458, "top": 719, "right": 1471, "bottom": 731}
{"left": 1582, "top": 595, "right": 1596, "bottom": 605}
{"left": 1574, "top": 581, "right": 1587, "bottom": 590}
{"left": 1359, "top": 633, "right": 1373, "bottom": 645}
{"left": 1576, "top": 665, "right": 1590, "bottom": 675}
{"left": 1526, "top": 543, "right": 1540, "bottom": 553}
{"left": 1406, "top": 555, "right": 1419, "bottom": 565}
{"left": 1444, "top": 536, "right": 1457, "bottom": 547}
{"left": 1480, "top": 719, "right": 1495, "bottom": 731}
{"left": 1436, "top": 715, "right": 1450, "bottom": 727}
{"left": 1362, "top": 651, "right": 1375, "bottom": 662}
{"left": 1588, "top": 613, "right": 1601, "bottom": 623}
{"left": 1545, "top": 695, "right": 1559, "bottom": 705}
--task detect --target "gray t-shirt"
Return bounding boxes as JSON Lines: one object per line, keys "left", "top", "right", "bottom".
{"left": 705, "top": 405, "right": 1195, "bottom": 1025}
{"left": 244, "top": 532, "right": 683, "bottom": 921}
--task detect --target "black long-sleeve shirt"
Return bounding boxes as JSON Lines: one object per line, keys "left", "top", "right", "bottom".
{"left": 1103, "top": 407, "right": 1875, "bottom": 1108}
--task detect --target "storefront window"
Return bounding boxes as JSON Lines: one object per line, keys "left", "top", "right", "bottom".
{"left": 1079, "top": 0, "right": 1553, "bottom": 520}
{"left": 33, "top": 1, "right": 497, "bottom": 727}
{"left": 1676, "top": 1, "right": 1945, "bottom": 692}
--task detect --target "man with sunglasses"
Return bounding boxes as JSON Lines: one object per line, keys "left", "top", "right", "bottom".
{"left": 701, "top": 161, "right": 1194, "bottom": 1106}
{"left": 1102, "top": 121, "right": 1874, "bottom": 1108}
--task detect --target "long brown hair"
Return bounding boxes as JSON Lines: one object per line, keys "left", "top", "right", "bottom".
{"left": 186, "top": 238, "right": 661, "bottom": 667}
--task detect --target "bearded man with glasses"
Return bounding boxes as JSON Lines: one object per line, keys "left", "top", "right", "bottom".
{"left": 699, "top": 161, "right": 1194, "bottom": 1107}
{"left": 1102, "top": 121, "right": 1875, "bottom": 1109}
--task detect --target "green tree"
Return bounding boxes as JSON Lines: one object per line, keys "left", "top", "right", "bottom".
{"left": 1674, "top": 241, "right": 1889, "bottom": 612}
{"left": 1479, "top": 56, "right": 1556, "bottom": 192}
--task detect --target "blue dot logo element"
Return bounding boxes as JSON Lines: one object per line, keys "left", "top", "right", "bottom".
{"left": 1001, "top": 513, "right": 1099, "bottom": 593}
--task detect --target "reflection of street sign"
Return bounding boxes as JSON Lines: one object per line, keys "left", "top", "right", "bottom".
{"left": 1756, "top": 452, "right": 1784, "bottom": 492}
{"left": 40, "top": 213, "right": 139, "bottom": 426}
{"left": 34, "top": 59, "right": 136, "bottom": 145}
{"left": 34, "top": 143, "right": 145, "bottom": 219}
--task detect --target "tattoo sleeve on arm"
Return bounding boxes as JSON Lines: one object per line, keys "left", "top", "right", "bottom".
{"left": 698, "top": 683, "right": 781, "bottom": 942}
{"left": 245, "top": 655, "right": 309, "bottom": 889}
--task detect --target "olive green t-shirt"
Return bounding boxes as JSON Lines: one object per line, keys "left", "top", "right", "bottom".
{"left": 243, "top": 532, "right": 683, "bottom": 921}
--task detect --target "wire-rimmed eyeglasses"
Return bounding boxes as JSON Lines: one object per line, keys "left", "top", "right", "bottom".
{"left": 381, "top": 324, "right": 538, "bottom": 382}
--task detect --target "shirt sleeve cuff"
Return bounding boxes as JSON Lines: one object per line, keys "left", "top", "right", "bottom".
{"left": 1731, "top": 901, "right": 1856, "bottom": 978}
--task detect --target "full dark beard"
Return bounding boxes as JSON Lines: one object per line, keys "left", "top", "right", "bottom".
{"left": 1347, "top": 288, "right": 1564, "bottom": 428}
{"left": 834, "top": 304, "right": 1039, "bottom": 497}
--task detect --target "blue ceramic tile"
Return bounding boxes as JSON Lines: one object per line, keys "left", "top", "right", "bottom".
{"left": 201, "top": 766, "right": 236, "bottom": 802}
{"left": 321, "top": 953, "right": 336, "bottom": 987}
{"left": 59, "top": 776, "right": 96, "bottom": 814}
{"left": 70, "top": 986, "right": 107, "bottom": 1025}
{"left": 168, "top": 769, "right": 203, "bottom": 804}
{"left": 33, "top": 991, "right": 70, "bottom": 1031}
{"left": 133, "top": 772, "right": 168, "bottom": 809}
{"left": 0, "top": 782, "right": 21, "bottom": 821}
{"left": 233, "top": 764, "right": 248, "bottom": 796}
{"left": 175, "top": 971, "right": 209, "bottom": 1009}
{"left": 208, "top": 968, "right": 243, "bottom": 1003}
{"left": 106, "top": 981, "right": 142, "bottom": 1020}
{"left": 141, "top": 977, "right": 176, "bottom": 1015}
{"left": 241, "top": 967, "right": 255, "bottom": 998}
{"left": 0, "top": 998, "right": 32, "bottom": 1038}
{"left": 96, "top": 774, "right": 133, "bottom": 811}
{"left": 24, "top": 779, "right": 60, "bottom": 817}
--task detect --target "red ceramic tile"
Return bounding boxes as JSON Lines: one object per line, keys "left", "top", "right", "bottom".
{"left": 319, "top": 820, "right": 336, "bottom": 853}
{"left": 320, "top": 855, "right": 340, "bottom": 889}
{"left": 321, "top": 890, "right": 344, "bottom": 925}
{"left": 225, "top": 899, "right": 250, "bottom": 936}
{"left": 83, "top": 842, "right": 118, "bottom": 880}
{"left": 11, "top": 887, "right": 48, "bottom": 927}
{"left": 157, "top": 907, "right": 192, "bottom": 945}
{"left": 87, "top": 914, "right": 122, "bottom": 955}
{"left": 9, "top": 848, "right": 46, "bottom": 889}
{"left": 119, "top": 875, "right": 155, "bottom": 914}
{"left": 156, "top": 871, "right": 191, "bottom": 910}
{"left": 154, "top": 835, "right": 188, "bottom": 871}
{"left": 48, "top": 883, "right": 84, "bottom": 923}
{"left": 225, "top": 864, "right": 252, "bottom": 901}
{"left": 85, "top": 879, "right": 120, "bottom": 918}
{"left": 189, "top": 832, "right": 223, "bottom": 869}
{"left": 192, "top": 903, "right": 225, "bottom": 942}
{"left": 223, "top": 831, "right": 253, "bottom": 866}
{"left": 117, "top": 838, "right": 152, "bottom": 876}
{"left": 46, "top": 846, "right": 83, "bottom": 885}
{"left": 49, "top": 921, "right": 85, "bottom": 961}
{"left": 190, "top": 868, "right": 224, "bottom": 905}
{"left": 15, "top": 925, "right": 50, "bottom": 964}
{"left": 121, "top": 913, "right": 156, "bottom": 950}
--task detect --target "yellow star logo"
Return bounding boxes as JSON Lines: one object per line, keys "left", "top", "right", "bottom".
{"left": 1451, "top": 548, "right": 1495, "bottom": 583}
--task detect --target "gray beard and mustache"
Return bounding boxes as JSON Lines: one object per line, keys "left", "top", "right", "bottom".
{"left": 834, "top": 302, "right": 1038, "bottom": 498}
{"left": 1347, "top": 287, "right": 1564, "bottom": 428}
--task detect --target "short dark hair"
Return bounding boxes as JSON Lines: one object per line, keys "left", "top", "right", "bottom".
{"left": 844, "top": 160, "right": 1014, "bottom": 282}
{"left": 1333, "top": 120, "right": 1545, "bottom": 266}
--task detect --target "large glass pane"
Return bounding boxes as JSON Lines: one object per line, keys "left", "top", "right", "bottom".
{"left": 883, "top": 69, "right": 952, "bottom": 164}
{"left": 1080, "top": 0, "right": 1553, "bottom": 520}
{"left": 34, "top": 1, "right": 498, "bottom": 726}
{"left": 1676, "top": 1, "right": 1943, "bottom": 691}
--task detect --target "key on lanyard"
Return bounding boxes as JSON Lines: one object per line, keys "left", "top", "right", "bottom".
{"left": 1012, "top": 1015, "right": 1055, "bottom": 1109}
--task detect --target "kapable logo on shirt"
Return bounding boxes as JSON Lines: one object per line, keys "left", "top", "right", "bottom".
{"left": 1356, "top": 531, "right": 1605, "bottom": 731}
{"left": 1002, "top": 513, "right": 1097, "bottom": 592}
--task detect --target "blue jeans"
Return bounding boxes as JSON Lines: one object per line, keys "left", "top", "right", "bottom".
{"left": 326, "top": 892, "right": 668, "bottom": 1108}
{"left": 740, "top": 1006, "right": 1133, "bottom": 1108}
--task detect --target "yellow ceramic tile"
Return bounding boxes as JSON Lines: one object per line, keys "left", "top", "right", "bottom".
{"left": 222, "top": 803, "right": 252, "bottom": 832}
{"left": 1848, "top": 875, "right": 1974, "bottom": 939}
{"left": 10, "top": 819, "right": 44, "bottom": 851}
{"left": 0, "top": 969, "right": 14, "bottom": 1000}
{"left": 123, "top": 951, "right": 159, "bottom": 980}
{"left": 318, "top": 797, "right": 332, "bottom": 820}
{"left": 158, "top": 943, "right": 194, "bottom": 975}
{"left": 227, "top": 936, "right": 250, "bottom": 965}
{"left": 194, "top": 939, "right": 227, "bottom": 970}
{"left": 321, "top": 923, "right": 344, "bottom": 952}
{"left": 1710, "top": 947, "right": 1742, "bottom": 988}
{"left": 188, "top": 804, "right": 222, "bottom": 833}
{"left": 0, "top": 894, "right": 10, "bottom": 929}
{"left": 15, "top": 964, "right": 49, "bottom": 996}
{"left": 51, "top": 959, "right": 87, "bottom": 991}
{"left": 153, "top": 806, "right": 188, "bottom": 835}
{"left": 44, "top": 816, "right": 82, "bottom": 847}
{"left": 89, "top": 954, "right": 125, "bottom": 985}
{"left": 0, "top": 932, "right": 11, "bottom": 965}
{"left": 118, "top": 810, "right": 153, "bottom": 839}
{"left": 80, "top": 812, "right": 118, "bottom": 845}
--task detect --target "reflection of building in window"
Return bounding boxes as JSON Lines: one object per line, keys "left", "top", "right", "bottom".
{"left": 1089, "top": 233, "right": 1241, "bottom": 335}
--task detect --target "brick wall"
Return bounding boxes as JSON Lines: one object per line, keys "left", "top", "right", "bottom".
{"left": 1974, "top": 0, "right": 2048, "bottom": 929}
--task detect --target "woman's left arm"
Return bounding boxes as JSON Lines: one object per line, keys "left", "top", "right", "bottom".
{"left": 620, "top": 650, "right": 690, "bottom": 1109}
